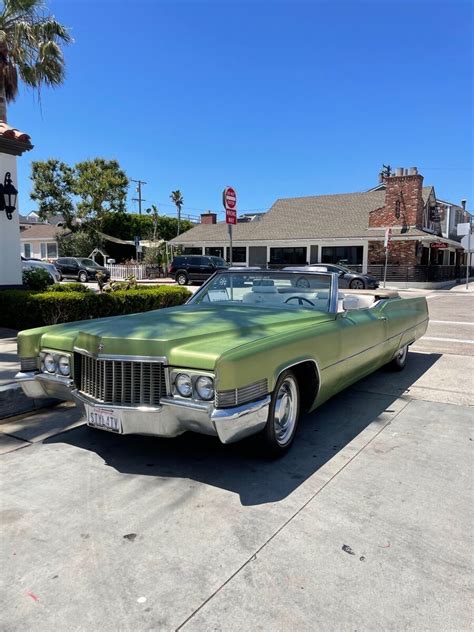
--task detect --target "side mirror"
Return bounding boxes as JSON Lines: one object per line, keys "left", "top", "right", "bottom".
{"left": 339, "top": 271, "right": 345, "bottom": 277}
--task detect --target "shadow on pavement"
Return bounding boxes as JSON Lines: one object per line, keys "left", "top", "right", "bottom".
{"left": 45, "top": 352, "right": 441, "bottom": 506}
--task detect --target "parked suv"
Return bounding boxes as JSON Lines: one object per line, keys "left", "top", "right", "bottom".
{"left": 170, "top": 255, "right": 228, "bottom": 285}
{"left": 55, "top": 257, "right": 111, "bottom": 283}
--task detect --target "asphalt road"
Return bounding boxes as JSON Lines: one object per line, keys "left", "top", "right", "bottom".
{"left": 1, "top": 289, "right": 473, "bottom": 632}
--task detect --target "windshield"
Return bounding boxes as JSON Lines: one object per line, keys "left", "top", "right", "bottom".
{"left": 78, "top": 259, "right": 99, "bottom": 267}
{"left": 190, "top": 270, "right": 334, "bottom": 312}
{"left": 211, "top": 257, "right": 228, "bottom": 268}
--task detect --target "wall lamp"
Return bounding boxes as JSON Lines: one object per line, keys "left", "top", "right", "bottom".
{"left": 0, "top": 172, "right": 18, "bottom": 220}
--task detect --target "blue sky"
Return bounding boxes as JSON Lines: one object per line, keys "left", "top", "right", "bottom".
{"left": 10, "top": 0, "right": 473, "bottom": 221}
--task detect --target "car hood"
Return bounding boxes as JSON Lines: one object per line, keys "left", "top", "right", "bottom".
{"left": 18, "top": 304, "right": 334, "bottom": 370}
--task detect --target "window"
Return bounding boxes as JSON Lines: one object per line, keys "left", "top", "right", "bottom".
{"left": 205, "top": 247, "right": 224, "bottom": 258}
{"left": 225, "top": 247, "right": 246, "bottom": 263}
{"left": 40, "top": 242, "right": 58, "bottom": 259}
{"left": 321, "top": 246, "right": 363, "bottom": 265}
{"left": 183, "top": 248, "right": 202, "bottom": 255}
{"left": 23, "top": 243, "right": 31, "bottom": 258}
{"left": 269, "top": 247, "right": 307, "bottom": 265}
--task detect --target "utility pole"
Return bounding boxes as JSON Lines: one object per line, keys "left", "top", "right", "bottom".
{"left": 131, "top": 179, "right": 147, "bottom": 215}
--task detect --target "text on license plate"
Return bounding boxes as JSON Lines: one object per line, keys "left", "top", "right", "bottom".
{"left": 86, "top": 406, "right": 122, "bottom": 433}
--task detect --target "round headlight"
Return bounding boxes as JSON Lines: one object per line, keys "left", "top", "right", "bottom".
{"left": 175, "top": 373, "right": 192, "bottom": 397}
{"left": 43, "top": 353, "right": 56, "bottom": 373}
{"left": 58, "top": 355, "right": 70, "bottom": 376}
{"left": 195, "top": 376, "right": 214, "bottom": 401}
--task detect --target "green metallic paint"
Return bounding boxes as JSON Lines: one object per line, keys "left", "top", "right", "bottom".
{"left": 17, "top": 296, "right": 428, "bottom": 411}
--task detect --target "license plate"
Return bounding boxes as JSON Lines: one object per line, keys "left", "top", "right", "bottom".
{"left": 86, "top": 405, "right": 122, "bottom": 433}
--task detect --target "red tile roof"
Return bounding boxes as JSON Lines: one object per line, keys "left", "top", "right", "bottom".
{"left": 0, "top": 122, "right": 31, "bottom": 143}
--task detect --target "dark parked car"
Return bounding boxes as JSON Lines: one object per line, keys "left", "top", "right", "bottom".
{"left": 285, "top": 264, "right": 379, "bottom": 290}
{"left": 169, "top": 255, "right": 228, "bottom": 285}
{"left": 55, "top": 257, "right": 111, "bottom": 283}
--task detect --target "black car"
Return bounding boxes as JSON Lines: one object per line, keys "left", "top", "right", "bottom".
{"left": 169, "top": 255, "right": 228, "bottom": 285}
{"left": 55, "top": 257, "right": 111, "bottom": 283}
{"left": 284, "top": 264, "right": 379, "bottom": 290}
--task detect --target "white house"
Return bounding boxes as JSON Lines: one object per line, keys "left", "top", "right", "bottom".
{"left": 0, "top": 122, "right": 33, "bottom": 288}
{"left": 19, "top": 223, "right": 64, "bottom": 260}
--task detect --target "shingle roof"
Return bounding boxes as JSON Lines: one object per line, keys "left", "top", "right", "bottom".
{"left": 171, "top": 187, "right": 435, "bottom": 244}
{"left": 19, "top": 224, "right": 66, "bottom": 239}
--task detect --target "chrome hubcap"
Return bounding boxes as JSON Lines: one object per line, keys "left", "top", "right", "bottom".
{"left": 398, "top": 346, "right": 408, "bottom": 362}
{"left": 352, "top": 280, "right": 364, "bottom": 289}
{"left": 273, "top": 377, "right": 298, "bottom": 446}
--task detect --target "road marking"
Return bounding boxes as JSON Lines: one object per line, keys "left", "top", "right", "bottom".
{"left": 420, "top": 336, "right": 474, "bottom": 344}
{"left": 430, "top": 320, "right": 474, "bottom": 326}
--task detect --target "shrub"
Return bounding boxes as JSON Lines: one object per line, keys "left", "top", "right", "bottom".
{"left": 48, "top": 283, "right": 93, "bottom": 293}
{"left": 0, "top": 286, "right": 191, "bottom": 329}
{"left": 22, "top": 268, "right": 54, "bottom": 291}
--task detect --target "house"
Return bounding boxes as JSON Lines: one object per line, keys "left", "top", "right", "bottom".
{"left": 170, "top": 167, "right": 471, "bottom": 281}
{"left": 19, "top": 223, "right": 66, "bottom": 260}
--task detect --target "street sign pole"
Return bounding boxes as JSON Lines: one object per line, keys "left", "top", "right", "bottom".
{"left": 383, "top": 227, "right": 392, "bottom": 288}
{"left": 223, "top": 186, "right": 237, "bottom": 267}
{"left": 467, "top": 226, "right": 471, "bottom": 290}
{"left": 228, "top": 224, "right": 233, "bottom": 266}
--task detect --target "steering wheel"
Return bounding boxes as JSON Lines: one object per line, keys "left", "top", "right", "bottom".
{"left": 284, "top": 296, "right": 315, "bottom": 306}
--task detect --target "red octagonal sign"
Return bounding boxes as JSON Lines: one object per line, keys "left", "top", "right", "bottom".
{"left": 223, "top": 186, "right": 237, "bottom": 210}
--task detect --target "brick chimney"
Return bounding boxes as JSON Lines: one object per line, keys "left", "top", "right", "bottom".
{"left": 200, "top": 211, "right": 217, "bottom": 225}
{"left": 369, "top": 167, "right": 424, "bottom": 229}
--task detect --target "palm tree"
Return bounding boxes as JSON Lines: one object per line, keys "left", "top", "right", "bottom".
{"left": 0, "top": 0, "right": 72, "bottom": 122}
{"left": 170, "top": 189, "right": 184, "bottom": 236}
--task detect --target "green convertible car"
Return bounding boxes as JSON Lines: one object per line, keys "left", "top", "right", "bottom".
{"left": 16, "top": 270, "right": 428, "bottom": 455}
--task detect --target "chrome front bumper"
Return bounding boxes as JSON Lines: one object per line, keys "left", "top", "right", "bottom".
{"left": 15, "top": 371, "right": 270, "bottom": 444}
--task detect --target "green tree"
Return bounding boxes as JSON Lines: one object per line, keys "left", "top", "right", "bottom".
{"left": 30, "top": 159, "right": 75, "bottom": 229}
{"left": 0, "top": 0, "right": 72, "bottom": 122}
{"left": 74, "top": 158, "right": 129, "bottom": 223}
{"left": 57, "top": 230, "right": 103, "bottom": 258}
{"left": 170, "top": 190, "right": 184, "bottom": 236}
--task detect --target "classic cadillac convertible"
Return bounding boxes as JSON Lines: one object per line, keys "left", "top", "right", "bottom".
{"left": 16, "top": 270, "right": 428, "bottom": 455}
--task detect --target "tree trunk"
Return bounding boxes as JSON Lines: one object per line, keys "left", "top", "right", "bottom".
{"left": 0, "top": 70, "right": 7, "bottom": 122}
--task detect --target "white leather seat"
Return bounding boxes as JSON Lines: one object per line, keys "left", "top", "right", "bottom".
{"left": 242, "top": 281, "right": 284, "bottom": 305}
{"left": 342, "top": 294, "right": 376, "bottom": 310}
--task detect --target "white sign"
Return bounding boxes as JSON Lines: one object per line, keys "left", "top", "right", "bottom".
{"left": 457, "top": 222, "right": 470, "bottom": 236}
{"left": 460, "top": 233, "right": 474, "bottom": 252}
{"left": 384, "top": 227, "right": 392, "bottom": 248}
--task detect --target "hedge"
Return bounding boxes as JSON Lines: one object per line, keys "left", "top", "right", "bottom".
{"left": 0, "top": 286, "right": 192, "bottom": 330}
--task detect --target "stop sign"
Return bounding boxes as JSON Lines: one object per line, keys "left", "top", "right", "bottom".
{"left": 223, "top": 186, "right": 237, "bottom": 210}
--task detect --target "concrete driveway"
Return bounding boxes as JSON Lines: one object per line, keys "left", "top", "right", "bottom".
{"left": 1, "top": 290, "right": 472, "bottom": 631}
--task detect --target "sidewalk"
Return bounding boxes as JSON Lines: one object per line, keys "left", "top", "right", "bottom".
{"left": 0, "top": 328, "right": 57, "bottom": 420}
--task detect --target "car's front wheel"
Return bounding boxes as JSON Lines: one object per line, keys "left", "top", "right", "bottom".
{"left": 260, "top": 370, "right": 300, "bottom": 457}
{"left": 349, "top": 278, "right": 366, "bottom": 289}
{"left": 176, "top": 272, "right": 188, "bottom": 285}
{"left": 390, "top": 345, "right": 408, "bottom": 371}
{"left": 78, "top": 271, "right": 88, "bottom": 283}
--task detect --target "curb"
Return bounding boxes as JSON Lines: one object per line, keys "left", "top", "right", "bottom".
{"left": 0, "top": 382, "right": 58, "bottom": 421}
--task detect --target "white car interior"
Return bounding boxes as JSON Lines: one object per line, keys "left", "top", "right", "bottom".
{"left": 196, "top": 275, "right": 399, "bottom": 312}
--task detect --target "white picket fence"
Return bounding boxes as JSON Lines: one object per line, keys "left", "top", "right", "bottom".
{"left": 106, "top": 264, "right": 148, "bottom": 281}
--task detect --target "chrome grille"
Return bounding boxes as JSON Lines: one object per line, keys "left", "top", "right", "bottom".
{"left": 75, "top": 353, "right": 166, "bottom": 407}
{"left": 20, "top": 357, "right": 38, "bottom": 372}
{"left": 215, "top": 379, "right": 268, "bottom": 409}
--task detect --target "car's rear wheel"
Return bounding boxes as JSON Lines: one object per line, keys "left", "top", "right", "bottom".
{"left": 176, "top": 272, "right": 188, "bottom": 285}
{"left": 78, "top": 271, "right": 88, "bottom": 283}
{"left": 349, "top": 278, "right": 366, "bottom": 289}
{"left": 390, "top": 345, "right": 408, "bottom": 371}
{"left": 259, "top": 370, "right": 300, "bottom": 457}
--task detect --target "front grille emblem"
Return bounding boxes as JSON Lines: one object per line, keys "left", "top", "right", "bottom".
{"left": 98, "top": 343, "right": 104, "bottom": 353}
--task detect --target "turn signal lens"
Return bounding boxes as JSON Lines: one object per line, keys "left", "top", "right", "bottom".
{"left": 175, "top": 373, "right": 192, "bottom": 397}
{"left": 43, "top": 353, "right": 56, "bottom": 373}
{"left": 58, "top": 355, "right": 70, "bottom": 376}
{"left": 196, "top": 376, "right": 214, "bottom": 401}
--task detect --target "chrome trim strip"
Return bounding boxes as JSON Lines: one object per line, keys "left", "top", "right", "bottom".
{"left": 323, "top": 318, "right": 429, "bottom": 370}
{"left": 98, "top": 354, "right": 168, "bottom": 363}
{"left": 73, "top": 390, "right": 162, "bottom": 412}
